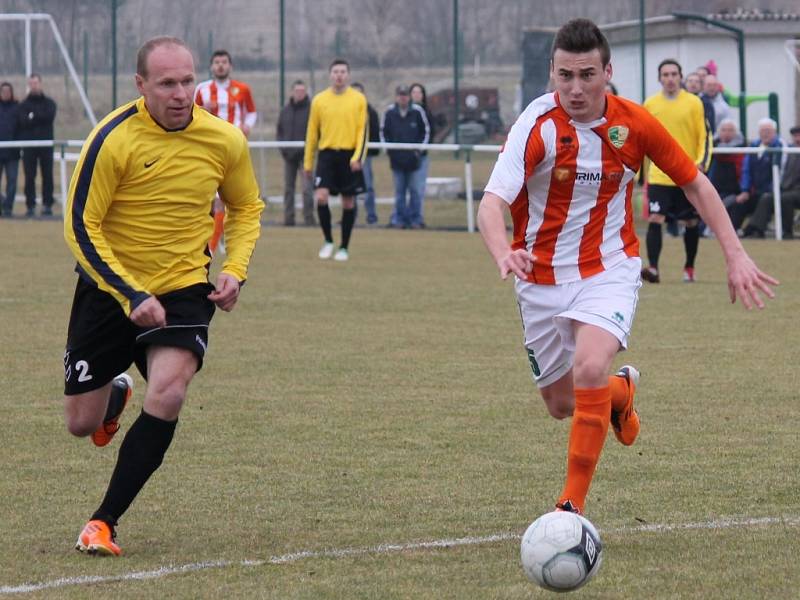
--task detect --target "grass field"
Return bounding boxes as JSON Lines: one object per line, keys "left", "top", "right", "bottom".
{"left": 0, "top": 219, "right": 798, "bottom": 599}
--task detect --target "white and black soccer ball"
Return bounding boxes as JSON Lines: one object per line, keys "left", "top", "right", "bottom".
{"left": 520, "top": 510, "right": 603, "bottom": 592}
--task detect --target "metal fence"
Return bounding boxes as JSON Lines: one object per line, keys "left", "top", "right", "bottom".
{"left": 1, "top": 139, "right": 798, "bottom": 239}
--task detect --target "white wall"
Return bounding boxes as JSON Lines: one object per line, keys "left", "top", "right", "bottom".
{"left": 609, "top": 33, "right": 797, "bottom": 140}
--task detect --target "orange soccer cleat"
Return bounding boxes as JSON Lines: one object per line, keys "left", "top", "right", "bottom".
{"left": 91, "top": 373, "right": 133, "bottom": 447}
{"left": 610, "top": 365, "right": 640, "bottom": 446}
{"left": 75, "top": 520, "right": 121, "bottom": 556}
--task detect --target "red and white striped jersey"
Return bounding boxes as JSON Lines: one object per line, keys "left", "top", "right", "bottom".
{"left": 195, "top": 78, "right": 257, "bottom": 132}
{"left": 485, "top": 92, "right": 698, "bottom": 285}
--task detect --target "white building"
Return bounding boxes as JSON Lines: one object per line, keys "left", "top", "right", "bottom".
{"left": 601, "top": 9, "right": 799, "bottom": 139}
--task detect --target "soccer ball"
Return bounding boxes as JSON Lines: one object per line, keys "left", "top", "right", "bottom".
{"left": 520, "top": 510, "right": 603, "bottom": 592}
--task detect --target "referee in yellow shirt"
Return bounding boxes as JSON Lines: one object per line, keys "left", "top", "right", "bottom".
{"left": 304, "top": 59, "right": 367, "bottom": 261}
{"left": 64, "top": 36, "right": 264, "bottom": 556}
{"left": 642, "top": 59, "right": 712, "bottom": 283}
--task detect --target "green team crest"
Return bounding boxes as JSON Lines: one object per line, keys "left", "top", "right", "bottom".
{"left": 608, "top": 126, "right": 629, "bottom": 149}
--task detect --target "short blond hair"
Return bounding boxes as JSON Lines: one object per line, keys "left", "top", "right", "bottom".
{"left": 136, "top": 36, "right": 191, "bottom": 78}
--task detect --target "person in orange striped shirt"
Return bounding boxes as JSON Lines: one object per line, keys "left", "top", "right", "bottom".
{"left": 478, "top": 18, "right": 777, "bottom": 517}
{"left": 195, "top": 50, "right": 257, "bottom": 135}
{"left": 195, "top": 50, "right": 258, "bottom": 254}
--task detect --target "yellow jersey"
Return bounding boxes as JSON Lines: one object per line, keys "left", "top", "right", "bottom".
{"left": 643, "top": 89, "right": 712, "bottom": 186}
{"left": 303, "top": 86, "right": 368, "bottom": 171}
{"left": 64, "top": 97, "right": 264, "bottom": 316}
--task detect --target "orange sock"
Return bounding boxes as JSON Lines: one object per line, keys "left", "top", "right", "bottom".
{"left": 558, "top": 386, "right": 611, "bottom": 513}
{"left": 608, "top": 374, "right": 629, "bottom": 412}
{"left": 209, "top": 210, "right": 225, "bottom": 253}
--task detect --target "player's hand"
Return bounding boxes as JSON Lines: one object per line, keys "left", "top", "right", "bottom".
{"left": 497, "top": 249, "right": 535, "bottom": 280}
{"left": 208, "top": 273, "right": 241, "bottom": 312}
{"left": 130, "top": 296, "right": 167, "bottom": 328}
{"left": 303, "top": 169, "right": 312, "bottom": 179}
{"left": 241, "top": 124, "right": 251, "bottom": 138}
{"left": 735, "top": 192, "right": 749, "bottom": 204}
{"left": 726, "top": 253, "right": 778, "bottom": 310}
{"left": 350, "top": 160, "right": 362, "bottom": 172}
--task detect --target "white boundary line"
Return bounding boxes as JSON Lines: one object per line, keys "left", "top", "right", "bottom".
{"left": 2, "top": 516, "right": 797, "bottom": 595}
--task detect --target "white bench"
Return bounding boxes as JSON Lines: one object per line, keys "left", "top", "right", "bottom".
{"left": 425, "top": 177, "right": 462, "bottom": 200}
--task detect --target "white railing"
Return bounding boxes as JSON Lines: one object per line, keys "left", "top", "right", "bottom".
{"left": 1, "top": 139, "right": 797, "bottom": 238}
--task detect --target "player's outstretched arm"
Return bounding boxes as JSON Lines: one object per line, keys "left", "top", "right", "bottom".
{"left": 477, "top": 192, "right": 534, "bottom": 280}
{"left": 682, "top": 172, "right": 779, "bottom": 309}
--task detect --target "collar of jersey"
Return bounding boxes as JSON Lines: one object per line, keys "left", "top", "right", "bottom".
{"left": 554, "top": 92, "right": 608, "bottom": 129}
{"left": 568, "top": 115, "right": 607, "bottom": 129}
{"left": 138, "top": 97, "right": 195, "bottom": 133}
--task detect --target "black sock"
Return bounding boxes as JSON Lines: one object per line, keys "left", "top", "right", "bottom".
{"left": 92, "top": 410, "right": 177, "bottom": 526}
{"left": 646, "top": 222, "right": 663, "bottom": 270}
{"left": 340, "top": 207, "right": 356, "bottom": 250}
{"left": 683, "top": 225, "right": 699, "bottom": 269}
{"left": 317, "top": 204, "right": 333, "bottom": 243}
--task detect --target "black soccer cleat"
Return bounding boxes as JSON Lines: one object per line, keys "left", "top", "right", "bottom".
{"left": 555, "top": 499, "right": 582, "bottom": 514}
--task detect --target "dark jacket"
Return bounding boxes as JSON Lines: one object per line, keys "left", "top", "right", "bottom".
{"left": 381, "top": 103, "right": 430, "bottom": 171}
{"left": 708, "top": 132, "right": 744, "bottom": 197}
{"left": 0, "top": 99, "right": 19, "bottom": 160}
{"left": 779, "top": 147, "right": 800, "bottom": 192}
{"left": 740, "top": 136, "right": 786, "bottom": 196}
{"left": 17, "top": 93, "right": 56, "bottom": 140}
{"left": 276, "top": 95, "right": 310, "bottom": 160}
{"left": 366, "top": 103, "right": 380, "bottom": 157}
{"left": 697, "top": 94, "right": 716, "bottom": 135}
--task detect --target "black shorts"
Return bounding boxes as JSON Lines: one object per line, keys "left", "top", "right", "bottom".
{"left": 314, "top": 149, "right": 365, "bottom": 197}
{"left": 63, "top": 278, "right": 216, "bottom": 395}
{"left": 647, "top": 184, "right": 698, "bottom": 221}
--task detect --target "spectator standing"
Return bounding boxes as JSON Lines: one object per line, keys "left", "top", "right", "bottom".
{"left": 409, "top": 83, "right": 435, "bottom": 228}
{"left": 695, "top": 65, "right": 710, "bottom": 86}
{"left": 740, "top": 125, "right": 800, "bottom": 239}
{"left": 381, "top": 85, "right": 430, "bottom": 229}
{"left": 195, "top": 50, "right": 257, "bottom": 252}
{"left": 642, "top": 59, "right": 712, "bottom": 283}
{"left": 17, "top": 74, "right": 56, "bottom": 217}
{"left": 351, "top": 82, "right": 380, "bottom": 226}
{"left": 0, "top": 82, "right": 20, "bottom": 218}
{"left": 684, "top": 72, "right": 702, "bottom": 94}
{"left": 700, "top": 74, "right": 732, "bottom": 133}
{"left": 277, "top": 80, "right": 314, "bottom": 226}
{"left": 731, "top": 118, "right": 786, "bottom": 234}
{"left": 303, "top": 59, "right": 367, "bottom": 262}
{"left": 685, "top": 71, "right": 715, "bottom": 135}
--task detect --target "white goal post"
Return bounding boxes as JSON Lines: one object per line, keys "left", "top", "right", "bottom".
{"left": 0, "top": 13, "right": 96, "bottom": 126}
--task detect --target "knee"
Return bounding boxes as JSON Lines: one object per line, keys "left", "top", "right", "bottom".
{"left": 144, "top": 379, "right": 186, "bottom": 418}
{"left": 547, "top": 403, "right": 573, "bottom": 420}
{"left": 64, "top": 414, "right": 99, "bottom": 438}
{"left": 63, "top": 397, "right": 103, "bottom": 437}
{"left": 541, "top": 390, "right": 574, "bottom": 420}
{"left": 572, "top": 356, "right": 609, "bottom": 389}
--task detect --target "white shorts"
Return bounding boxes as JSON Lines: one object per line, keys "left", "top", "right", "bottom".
{"left": 515, "top": 257, "right": 642, "bottom": 388}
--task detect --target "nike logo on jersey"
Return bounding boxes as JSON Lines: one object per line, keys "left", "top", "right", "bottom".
{"left": 144, "top": 157, "right": 160, "bottom": 168}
